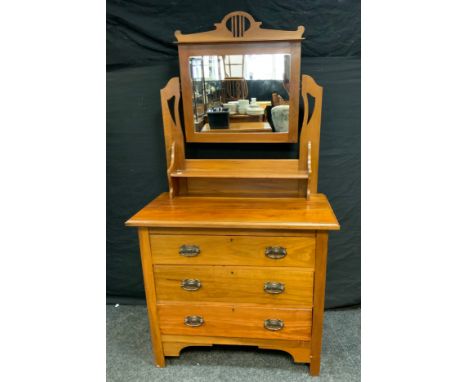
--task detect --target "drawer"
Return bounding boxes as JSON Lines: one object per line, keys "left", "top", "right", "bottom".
{"left": 158, "top": 302, "right": 312, "bottom": 341}
{"left": 154, "top": 265, "right": 314, "bottom": 307}
{"left": 150, "top": 234, "right": 315, "bottom": 267}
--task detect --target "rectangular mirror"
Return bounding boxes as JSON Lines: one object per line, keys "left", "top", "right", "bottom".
{"left": 176, "top": 13, "right": 303, "bottom": 143}
{"left": 189, "top": 54, "right": 291, "bottom": 135}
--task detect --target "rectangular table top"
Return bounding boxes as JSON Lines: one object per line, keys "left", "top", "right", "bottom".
{"left": 126, "top": 193, "right": 339, "bottom": 231}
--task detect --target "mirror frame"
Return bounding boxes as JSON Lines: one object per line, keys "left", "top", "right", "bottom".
{"left": 175, "top": 12, "right": 304, "bottom": 143}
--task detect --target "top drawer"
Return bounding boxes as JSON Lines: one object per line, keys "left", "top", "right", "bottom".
{"left": 150, "top": 234, "right": 315, "bottom": 267}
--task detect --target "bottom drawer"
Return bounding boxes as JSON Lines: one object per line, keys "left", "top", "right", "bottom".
{"left": 158, "top": 303, "right": 312, "bottom": 341}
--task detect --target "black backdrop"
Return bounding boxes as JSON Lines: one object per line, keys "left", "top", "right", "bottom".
{"left": 107, "top": 0, "right": 360, "bottom": 308}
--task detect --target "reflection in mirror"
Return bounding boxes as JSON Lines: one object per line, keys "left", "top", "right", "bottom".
{"left": 189, "top": 54, "right": 291, "bottom": 133}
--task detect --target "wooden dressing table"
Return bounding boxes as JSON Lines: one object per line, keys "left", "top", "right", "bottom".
{"left": 126, "top": 11, "right": 339, "bottom": 377}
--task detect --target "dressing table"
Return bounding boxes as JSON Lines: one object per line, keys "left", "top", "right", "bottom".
{"left": 126, "top": 11, "right": 339, "bottom": 376}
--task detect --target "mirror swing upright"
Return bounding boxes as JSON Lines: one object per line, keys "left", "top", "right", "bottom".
{"left": 126, "top": 11, "right": 340, "bottom": 377}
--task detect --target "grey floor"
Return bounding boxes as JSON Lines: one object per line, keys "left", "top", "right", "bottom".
{"left": 107, "top": 305, "right": 360, "bottom": 382}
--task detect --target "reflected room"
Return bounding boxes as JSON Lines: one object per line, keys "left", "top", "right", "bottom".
{"left": 189, "top": 54, "right": 291, "bottom": 133}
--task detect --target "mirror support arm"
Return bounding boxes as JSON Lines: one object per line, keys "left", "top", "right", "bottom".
{"left": 299, "top": 74, "right": 323, "bottom": 195}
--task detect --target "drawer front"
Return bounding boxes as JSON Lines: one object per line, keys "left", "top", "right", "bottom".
{"left": 158, "top": 303, "right": 312, "bottom": 341}
{"left": 150, "top": 234, "right": 315, "bottom": 267}
{"left": 154, "top": 265, "right": 314, "bottom": 307}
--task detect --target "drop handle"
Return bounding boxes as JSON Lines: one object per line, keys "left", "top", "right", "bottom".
{"left": 264, "top": 319, "right": 284, "bottom": 331}
{"left": 184, "top": 315, "right": 204, "bottom": 327}
{"left": 179, "top": 244, "right": 200, "bottom": 257}
{"left": 181, "top": 279, "right": 202, "bottom": 291}
{"left": 265, "top": 246, "right": 287, "bottom": 259}
{"left": 264, "top": 281, "right": 285, "bottom": 294}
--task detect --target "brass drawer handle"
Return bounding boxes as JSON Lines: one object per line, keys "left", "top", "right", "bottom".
{"left": 179, "top": 244, "right": 200, "bottom": 257}
{"left": 264, "top": 319, "right": 284, "bottom": 331}
{"left": 181, "top": 279, "right": 202, "bottom": 291}
{"left": 184, "top": 315, "right": 204, "bottom": 327}
{"left": 264, "top": 281, "right": 285, "bottom": 294}
{"left": 265, "top": 246, "right": 287, "bottom": 259}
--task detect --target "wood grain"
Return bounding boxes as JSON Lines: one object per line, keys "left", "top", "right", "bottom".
{"left": 148, "top": 227, "right": 318, "bottom": 237}
{"left": 157, "top": 302, "right": 312, "bottom": 341}
{"left": 299, "top": 74, "right": 323, "bottom": 195}
{"left": 162, "top": 335, "right": 311, "bottom": 363}
{"left": 171, "top": 159, "right": 308, "bottom": 179}
{"left": 160, "top": 77, "right": 185, "bottom": 174}
{"left": 310, "top": 231, "right": 329, "bottom": 376}
{"left": 175, "top": 11, "right": 304, "bottom": 43}
{"left": 160, "top": 77, "right": 185, "bottom": 198}
{"left": 154, "top": 265, "right": 314, "bottom": 306}
{"left": 150, "top": 234, "right": 316, "bottom": 267}
{"left": 184, "top": 177, "right": 307, "bottom": 198}
{"left": 126, "top": 193, "right": 340, "bottom": 231}
{"left": 200, "top": 122, "right": 272, "bottom": 133}
{"left": 138, "top": 228, "right": 166, "bottom": 367}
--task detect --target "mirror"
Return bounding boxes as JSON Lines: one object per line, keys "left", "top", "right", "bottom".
{"left": 176, "top": 11, "right": 304, "bottom": 143}
{"left": 189, "top": 54, "right": 291, "bottom": 134}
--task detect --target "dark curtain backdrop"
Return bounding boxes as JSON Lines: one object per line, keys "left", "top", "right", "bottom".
{"left": 107, "top": 0, "right": 361, "bottom": 308}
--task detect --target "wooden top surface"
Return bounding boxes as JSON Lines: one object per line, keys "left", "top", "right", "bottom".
{"left": 126, "top": 193, "right": 339, "bottom": 231}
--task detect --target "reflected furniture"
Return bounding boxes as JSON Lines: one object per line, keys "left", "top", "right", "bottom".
{"left": 178, "top": 12, "right": 301, "bottom": 143}
{"left": 126, "top": 11, "right": 339, "bottom": 377}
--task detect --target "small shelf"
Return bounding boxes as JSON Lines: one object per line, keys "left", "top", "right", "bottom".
{"left": 170, "top": 159, "right": 308, "bottom": 179}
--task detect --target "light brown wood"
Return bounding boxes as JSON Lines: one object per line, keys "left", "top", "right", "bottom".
{"left": 175, "top": 11, "right": 304, "bottom": 43}
{"left": 162, "top": 335, "right": 311, "bottom": 363}
{"left": 150, "top": 234, "right": 316, "bottom": 267}
{"left": 229, "top": 113, "right": 265, "bottom": 123}
{"left": 149, "top": 227, "right": 317, "bottom": 237}
{"left": 160, "top": 75, "right": 321, "bottom": 198}
{"left": 171, "top": 159, "right": 309, "bottom": 198}
{"left": 160, "top": 77, "right": 184, "bottom": 172}
{"left": 166, "top": 158, "right": 311, "bottom": 198}
{"left": 178, "top": 41, "right": 301, "bottom": 143}
{"left": 127, "top": 21, "right": 339, "bottom": 375}
{"left": 154, "top": 265, "right": 314, "bottom": 306}
{"left": 126, "top": 193, "right": 340, "bottom": 231}
{"left": 160, "top": 77, "right": 185, "bottom": 198}
{"left": 163, "top": 340, "right": 212, "bottom": 356}
{"left": 138, "top": 228, "right": 166, "bottom": 367}
{"left": 184, "top": 177, "right": 307, "bottom": 198}
{"left": 299, "top": 74, "right": 323, "bottom": 195}
{"left": 310, "top": 231, "right": 329, "bottom": 376}
{"left": 157, "top": 302, "right": 312, "bottom": 341}
{"left": 200, "top": 122, "right": 272, "bottom": 133}
{"left": 171, "top": 159, "right": 308, "bottom": 179}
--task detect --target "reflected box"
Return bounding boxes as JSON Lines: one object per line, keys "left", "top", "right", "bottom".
{"left": 207, "top": 108, "right": 230, "bottom": 129}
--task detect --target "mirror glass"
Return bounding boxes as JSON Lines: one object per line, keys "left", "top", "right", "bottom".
{"left": 189, "top": 54, "right": 291, "bottom": 134}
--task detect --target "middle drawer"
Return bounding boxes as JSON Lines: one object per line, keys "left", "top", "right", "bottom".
{"left": 154, "top": 265, "right": 314, "bottom": 307}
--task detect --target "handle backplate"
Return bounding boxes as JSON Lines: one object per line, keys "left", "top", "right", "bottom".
{"left": 184, "top": 315, "right": 204, "bottom": 327}
{"left": 264, "top": 281, "right": 285, "bottom": 294}
{"left": 264, "top": 319, "right": 284, "bottom": 331}
{"left": 265, "top": 246, "right": 287, "bottom": 259}
{"left": 181, "top": 278, "right": 202, "bottom": 291}
{"left": 179, "top": 244, "right": 200, "bottom": 257}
